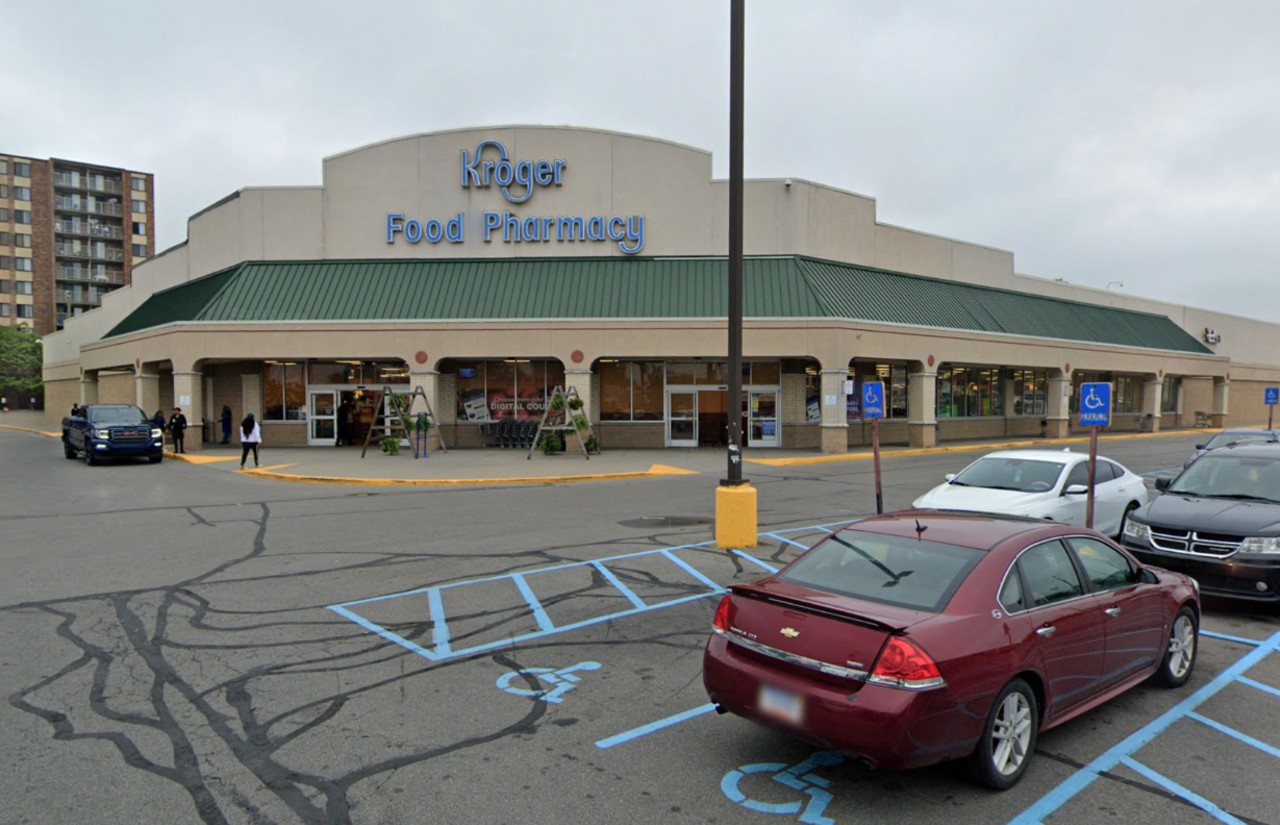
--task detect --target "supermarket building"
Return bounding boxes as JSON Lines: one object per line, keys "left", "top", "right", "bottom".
{"left": 40, "top": 126, "right": 1280, "bottom": 452}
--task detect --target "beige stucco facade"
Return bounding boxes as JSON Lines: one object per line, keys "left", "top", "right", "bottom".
{"left": 40, "top": 126, "right": 1280, "bottom": 452}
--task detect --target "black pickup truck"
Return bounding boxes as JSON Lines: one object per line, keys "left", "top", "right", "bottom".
{"left": 62, "top": 404, "right": 165, "bottom": 465}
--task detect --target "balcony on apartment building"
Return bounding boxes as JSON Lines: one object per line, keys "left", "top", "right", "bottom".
{"left": 57, "top": 264, "right": 125, "bottom": 286}
{"left": 52, "top": 172, "right": 124, "bottom": 196}
{"left": 53, "top": 196, "right": 124, "bottom": 218}
{"left": 55, "top": 242, "right": 125, "bottom": 262}
{"left": 54, "top": 219, "right": 124, "bottom": 240}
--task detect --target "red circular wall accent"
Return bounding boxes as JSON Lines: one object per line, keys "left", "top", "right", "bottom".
{"left": 1158, "top": 369, "right": 1164, "bottom": 378}
{"left": 414, "top": 350, "right": 428, "bottom": 365}
{"left": 134, "top": 357, "right": 140, "bottom": 370}
{"left": 571, "top": 350, "right": 584, "bottom": 364}
{"left": 1065, "top": 363, "right": 1071, "bottom": 373}
{"left": 926, "top": 354, "right": 935, "bottom": 367}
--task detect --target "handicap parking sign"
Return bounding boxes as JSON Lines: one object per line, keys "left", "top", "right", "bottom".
{"left": 1266, "top": 387, "right": 1279, "bottom": 406}
{"left": 861, "top": 381, "right": 885, "bottom": 420}
{"left": 1079, "top": 382, "right": 1111, "bottom": 427}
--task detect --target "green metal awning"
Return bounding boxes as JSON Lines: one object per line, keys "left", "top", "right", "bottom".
{"left": 103, "top": 256, "right": 1211, "bottom": 354}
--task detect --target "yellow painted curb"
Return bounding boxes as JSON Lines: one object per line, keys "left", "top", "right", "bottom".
{"left": 646, "top": 463, "right": 701, "bottom": 476}
{"left": 243, "top": 465, "right": 690, "bottom": 486}
{"left": 167, "top": 452, "right": 240, "bottom": 464}
{"left": 0, "top": 425, "right": 59, "bottom": 438}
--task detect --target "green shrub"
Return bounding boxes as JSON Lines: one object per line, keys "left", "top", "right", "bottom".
{"left": 380, "top": 436, "right": 400, "bottom": 455}
{"left": 539, "top": 433, "right": 564, "bottom": 454}
{"left": 573, "top": 413, "right": 589, "bottom": 431}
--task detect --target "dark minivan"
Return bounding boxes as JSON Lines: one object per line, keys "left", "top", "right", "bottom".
{"left": 1122, "top": 444, "right": 1280, "bottom": 603}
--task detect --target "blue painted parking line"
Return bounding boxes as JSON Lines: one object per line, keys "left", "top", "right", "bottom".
{"left": 1009, "top": 628, "right": 1280, "bottom": 825}
{"left": 1117, "top": 757, "right": 1244, "bottom": 825}
{"left": 733, "top": 549, "right": 779, "bottom": 574}
{"left": 595, "top": 703, "right": 717, "bottom": 749}
{"left": 764, "top": 532, "right": 811, "bottom": 551}
{"left": 328, "top": 521, "right": 839, "bottom": 664}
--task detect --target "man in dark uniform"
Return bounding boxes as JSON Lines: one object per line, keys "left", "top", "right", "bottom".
{"left": 169, "top": 407, "right": 189, "bottom": 454}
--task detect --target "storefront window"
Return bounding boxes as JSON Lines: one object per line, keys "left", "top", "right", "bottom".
{"left": 1011, "top": 370, "right": 1047, "bottom": 416}
{"left": 1069, "top": 372, "right": 1142, "bottom": 414}
{"left": 263, "top": 362, "right": 305, "bottom": 420}
{"left": 309, "top": 362, "right": 354, "bottom": 384}
{"left": 747, "top": 361, "right": 780, "bottom": 385}
{"left": 937, "top": 366, "right": 1002, "bottom": 417}
{"left": 600, "top": 360, "right": 663, "bottom": 421}
{"left": 805, "top": 370, "right": 821, "bottom": 421}
{"left": 453, "top": 360, "right": 565, "bottom": 421}
{"left": 1161, "top": 375, "right": 1180, "bottom": 413}
{"left": 845, "top": 362, "right": 908, "bottom": 420}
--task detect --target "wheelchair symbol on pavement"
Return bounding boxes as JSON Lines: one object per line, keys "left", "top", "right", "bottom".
{"left": 721, "top": 751, "right": 844, "bottom": 824}
{"left": 496, "top": 661, "right": 601, "bottom": 704}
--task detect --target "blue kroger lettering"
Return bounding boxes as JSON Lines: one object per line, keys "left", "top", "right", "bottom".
{"left": 460, "top": 140, "right": 566, "bottom": 204}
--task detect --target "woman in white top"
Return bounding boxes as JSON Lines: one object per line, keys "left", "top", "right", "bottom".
{"left": 239, "top": 412, "right": 262, "bottom": 470}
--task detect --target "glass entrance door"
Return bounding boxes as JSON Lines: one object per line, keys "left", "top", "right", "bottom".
{"left": 667, "top": 391, "right": 698, "bottom": 447}
{"left": 308, "top": 390, "right": 337, "bottom": 446}
{"left": 748, "top": 391, "right": 779, "bottom": 447}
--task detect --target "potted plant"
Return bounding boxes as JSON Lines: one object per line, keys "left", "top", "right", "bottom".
{"left": 567, "top": 396, "right": 583, "bottom": 411}
{"left": 380, "top": 435, "right": 400, "bottom": 455}
{"left": 584, "top": 434, "right": 600, "bottom": 454}
{"left": 539, "top": 432, "right": 564, "bottom": 454}
{"left": 549, "top": 394, "right": 565, "bottom": 411}
{"left": 572, "top": 413, "right": 589, "bottom": 431}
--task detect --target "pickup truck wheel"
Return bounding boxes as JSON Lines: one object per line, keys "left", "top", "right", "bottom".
{"left": 85, "top": 449, "right": 98, "bottom": 466}
{"left": 149, "top": 455, "right": 163, "bottom": 464}
{"left": 64, "top": 442, "right": 78, "bottom": 459}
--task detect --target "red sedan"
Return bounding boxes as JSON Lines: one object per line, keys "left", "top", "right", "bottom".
{"left": 703, "top": 511, "right": 1200, "bottom": 788}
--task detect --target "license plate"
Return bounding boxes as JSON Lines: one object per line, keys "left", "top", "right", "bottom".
{"left": 759, "top": 683, "right": 803, "bottom": 725}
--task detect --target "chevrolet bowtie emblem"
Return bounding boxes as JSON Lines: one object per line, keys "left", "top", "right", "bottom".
{"left": 780, "top": 627, "right": 800, "bottom": 638}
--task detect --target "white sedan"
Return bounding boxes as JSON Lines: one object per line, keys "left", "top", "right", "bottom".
{"left": 911, "top": 449, "right": 1153, "bottom": 536}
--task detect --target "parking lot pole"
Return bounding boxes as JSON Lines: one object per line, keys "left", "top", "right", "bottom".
{"left": 872, "top": 419, "right": 884, "bottom": 514}
{"left": 1086, "top": 425, "right": 1099, "bottom": 529}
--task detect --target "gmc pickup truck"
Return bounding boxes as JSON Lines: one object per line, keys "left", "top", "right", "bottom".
{"left": 62, "top": 404, "right": 165, "bottom": 465}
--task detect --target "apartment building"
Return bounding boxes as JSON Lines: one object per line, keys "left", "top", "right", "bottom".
{"left": 0, "top": 153, "right": 154, "bottom": 334}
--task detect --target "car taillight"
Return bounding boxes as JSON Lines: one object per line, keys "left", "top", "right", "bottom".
{"left": 868, "top": 637, "right": 945, "bottom": 690}
{"left": 712, "top": 594, "right": 732, "bottom": 634}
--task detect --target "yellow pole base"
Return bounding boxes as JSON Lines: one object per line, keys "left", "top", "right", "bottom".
{"left": 715, "top": 483, "right": 758, "bottom": 549}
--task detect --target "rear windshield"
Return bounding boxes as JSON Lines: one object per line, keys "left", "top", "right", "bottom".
{"left": 88, "top": 407, "right": 148, "bottom": 425}
{"left": 779, "top": 531, "right": 984, "bottom": 612}
{"left": 951, "top": 457, "right": 1066, "bottom": 492}
{"left": 1169, "top": 453, "right": 1280, "bottom": 503}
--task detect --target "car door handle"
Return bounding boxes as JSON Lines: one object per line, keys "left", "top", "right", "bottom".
{"left": 1105, "top": 607, "right": 1122, "bottom": 617}
{"left": 1036, "top": 625, "right": 1057, "bottom": 638}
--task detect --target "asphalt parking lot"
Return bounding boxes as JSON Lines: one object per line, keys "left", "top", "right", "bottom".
{"left": 1, "top": 426, "right": 1276, "bottom": 825}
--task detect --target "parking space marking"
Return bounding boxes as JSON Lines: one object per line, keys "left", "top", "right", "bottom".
{"left": 1117, "top": 756, "right": 1244, "bottom": 825}
{"left": 1188, "top": 711, "right": 1280, "bottom": 759}
{"left": 328, "top": 520, "right": 841, "bottom": 665}
{"left": 595, "top": 703, "right": 718, "bottom": 749}
{"left": 1009, "top": 628, "right": 1280, "bottom": 825}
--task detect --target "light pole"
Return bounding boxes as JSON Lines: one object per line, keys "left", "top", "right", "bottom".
{"left": 715, "top": 0, "right": 758, "bottom": 549}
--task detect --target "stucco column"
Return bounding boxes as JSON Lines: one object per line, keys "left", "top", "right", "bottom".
{"left": 173, "top": 370, "right": 204, "bottom": 451}
{"left": 566, "top": 369, "right": 593, "bottom": 421}
{"left": 1212, "top": 378, "right": 1230, "bottom": 428}
{"left": 135, "top": 364, "right": 160, "bottom": 414}
{"left": 819, "top": 369, "right": 848, "bottom": 454}
{"left": 1044, "top": 372, "right": 1071, "bottom": 439}
{"left": 907, "top": 369, "right": 937, "bottom": 448}
{"left": 1143, "top": 379, "right": 1163, "bottom": 433}
{"left": 80, "top": 370, "right": 99, "bottom": 406}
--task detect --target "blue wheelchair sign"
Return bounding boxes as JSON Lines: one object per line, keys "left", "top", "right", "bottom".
{"left": 861, "top": 381, "right": 885, "bottom": 420}
{"left": 1079, "top": 382, "right": 1111, "bottom": 427}
{"left": 1266, "top": 387, "right": 1279, "bottom": 406}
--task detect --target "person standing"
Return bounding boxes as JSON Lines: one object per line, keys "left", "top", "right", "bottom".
{"left": 220, "top": 404, "right": 233, "bottom": 444}
{"left": 336, "top": 397, "right": 353, "bottom": 447}
{"left": 169, "top": 407, "right": 189, "bottom": 454}
{"left": 239, "top": 412, "right": 262, "bottom": 470}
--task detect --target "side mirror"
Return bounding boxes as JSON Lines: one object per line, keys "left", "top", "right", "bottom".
{"left": 1194, "top": 444, "right": 1205, "bottom": 450}
{"left": 944, "top": 473, "right": 957, "bottom": 482}
{"left": 1154, "top": 477, "right": 1171, "bottom": 492}
{"left": 1063, "top": 484, "right": 1088, "bottom": 496}
{"left": 1136, "top": 568, "right": 1158, "bottom": 585}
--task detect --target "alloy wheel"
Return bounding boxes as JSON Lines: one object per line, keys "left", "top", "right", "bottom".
{"left": 991, "top": 691, "right": 1033, "bottom": 776}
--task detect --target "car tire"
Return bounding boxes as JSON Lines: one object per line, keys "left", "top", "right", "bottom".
{"left": 1150, "top": 606, "right": 1197, "bottom": 688}
{"left": 85, "top": 449, "right": 98, "bottom": 466}
{"left": 148, "top": 454, "right": 163, "bottom": 464}
{"left": 1116, "top": 503, "right": 1140, "bottom": 539}
{"left": 63, "top": 442, "right": 78, "bottom": 459}
{"left": 968, "top": 677, "right": 1039, "bottom": 790}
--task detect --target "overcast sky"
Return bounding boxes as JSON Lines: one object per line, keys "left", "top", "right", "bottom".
{"left": 7, "top": 1, "right": 1279, "bottom": 322}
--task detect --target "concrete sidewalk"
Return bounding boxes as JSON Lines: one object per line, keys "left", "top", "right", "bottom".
{"left": 2, "top": 408, "right": 1216, "bottom": 486}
